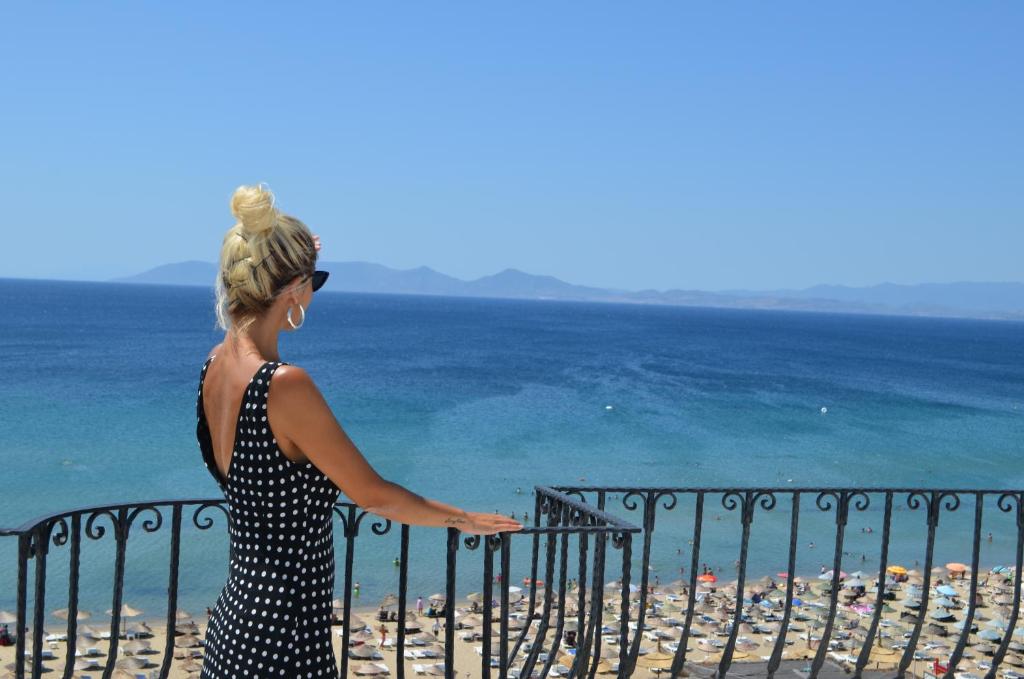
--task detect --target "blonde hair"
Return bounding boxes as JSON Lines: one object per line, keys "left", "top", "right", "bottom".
{"left": 214, "top": 184, "right": 317, "bottom": 334}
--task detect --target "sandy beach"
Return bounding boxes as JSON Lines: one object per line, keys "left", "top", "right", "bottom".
{"left": 2, "top": 563, "right": 1022, "bottom": 678}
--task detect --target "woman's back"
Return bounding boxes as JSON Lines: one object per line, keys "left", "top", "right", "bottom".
{"left": 196, "top": 353, "right": 341, "bottom": 678}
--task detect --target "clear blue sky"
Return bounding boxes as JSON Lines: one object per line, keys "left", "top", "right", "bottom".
{"left": 1, "top": 3, "right": 1020, "bottom": 291}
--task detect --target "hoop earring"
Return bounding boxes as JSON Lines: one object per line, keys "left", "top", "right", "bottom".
{"left": 287, "top": 303, "right": 305, "bottom": 330}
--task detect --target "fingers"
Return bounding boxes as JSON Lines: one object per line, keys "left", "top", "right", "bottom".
{"left": 312, "top": 234, "right": 321, "bottom": 251}
{"left": 478, "top": 517, "right": 525, "bottom": 534}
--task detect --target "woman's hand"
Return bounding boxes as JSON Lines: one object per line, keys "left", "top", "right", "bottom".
{"left": 312, "top": 234, "right": 321, "bottom": 252}
{"left": 459, "top": 511, "right": 525, "bottom": 535}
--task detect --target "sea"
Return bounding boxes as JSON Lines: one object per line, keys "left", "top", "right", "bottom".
{"left": 1, "top": 277, "right": 1022, "bottom": 621}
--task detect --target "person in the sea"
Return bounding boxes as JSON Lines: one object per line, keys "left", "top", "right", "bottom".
{"left": 195, "top": 184, "right": 524, "bottom": 679}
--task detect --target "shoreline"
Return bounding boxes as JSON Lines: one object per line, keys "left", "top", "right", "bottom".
{"left": 3, "top": 563, "right": 1017, "bottom": 677}
{"left": 15, "top": 560, "right": 1017, "bottom": 631}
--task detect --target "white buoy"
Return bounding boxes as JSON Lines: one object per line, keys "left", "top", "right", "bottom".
{"left": 820, "top": 407, "right": 828, "bottom": 415}
{"left": 605, "top": 405, "right": 614, "bottom": 411}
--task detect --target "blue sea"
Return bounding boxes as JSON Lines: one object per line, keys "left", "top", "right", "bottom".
{"left": 1, "top": 278, "right": 1023, "bottom": 621}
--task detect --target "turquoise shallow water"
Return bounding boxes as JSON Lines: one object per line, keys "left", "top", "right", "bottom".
{"left": 0, "top": 277, "right": 1022, "bottom": 619}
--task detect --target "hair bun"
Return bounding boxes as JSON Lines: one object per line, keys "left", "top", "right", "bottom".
{"left": 230, "top": 184, "right": 278, "bottom": 237}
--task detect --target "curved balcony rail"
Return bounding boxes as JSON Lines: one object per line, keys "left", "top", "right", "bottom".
{"left": 4, "top": 487, "right": 1022, "bottom": 678}
{"left": 0, "top": 487, "right": 640, "bottom": 679}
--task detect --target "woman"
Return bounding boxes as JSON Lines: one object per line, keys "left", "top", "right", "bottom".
{"left": 196, "top": 184, "right": 523, "bottom": 678}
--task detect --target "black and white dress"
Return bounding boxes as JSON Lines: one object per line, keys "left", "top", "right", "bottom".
{"left": 196, "top": 355, "right": 341, "bottom": 678}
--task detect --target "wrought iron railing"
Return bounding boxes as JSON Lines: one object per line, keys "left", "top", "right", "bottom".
{"left": 0, "top": 486, "right": 640, "bottom": 679}
{"left": 553, "top": 487, "right": 1024, "bottom": 679}
{"left": 3, "top": 487, "right": 1023, "bottom": 679}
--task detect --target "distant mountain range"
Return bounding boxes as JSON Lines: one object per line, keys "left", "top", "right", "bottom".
{"left": 111, "top": 260, "right": 1024, "bottom": 321}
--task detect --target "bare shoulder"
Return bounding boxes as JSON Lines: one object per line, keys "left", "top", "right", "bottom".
{"left": 269, "top": 364, "right": 320, "bottom": 405}
{"left": 272, "top": 363, "right": 314, "bottom": 388}
{"left": 206, "top": 342, "right": 223, "bottom": 361}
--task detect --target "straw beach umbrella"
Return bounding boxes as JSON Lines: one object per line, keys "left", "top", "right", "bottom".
{"left": 122, "top": 639, "right": 151, "bottom": 655}
{"left": 105, "top": 603, "right": 143, "bottom": 638}
{"left": 179, "top": 658, "right": 204, "bottom": 674}
{"left": 350, "top": 643, "right": 382, "bottom": 659}
{"left": 637, "top": 649, "right": 675, "bottom": 670}
{"left": 175, "top": 633, "right": 202, "bottom": 648}
{"left": 115, "top": 656, "right": 148, "bottom": 670}
{"left": 73, "top": 658, "right": 99, "bottom": 671}
{"left": 350, "top": 629, "right": 375, "bottom": 644}
{"left": 176, "top": 621, "right": 200, "bottom": 635}
{"left": 353, "top": 662, "right": 390, "bottom": 675}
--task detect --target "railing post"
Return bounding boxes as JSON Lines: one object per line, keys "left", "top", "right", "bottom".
{"left": 15, "top": 531, "right": 29, "bottom": 679}
{"left": 444, "top": 527, "right": 458, "bottom": 679}
{"left": 942, "top": 492, "right": 983, "bottom": 679}
{"left": 670, "top": 490, "right": 703, "bottom": 678}
{"left": 159, "top": 505, "right": 183, "bottom": 679}
{"left": 767, "top": 491, "right": 801, "bottom": 679}
{"left": 854, "top": 491, "right": 894, "bottom": 679}
{"left": 570, "top": 529, "right": 588, "bottom": 679}
{"left": 31, "top": 523, "right": 52, "bottom": 679}
{"left": 482, "top": 533, "right": 496, "bottom": 679}
{"left": 499, "top": 532, "right": 512, "bottom": 679}
{"left": 396, "top": 524, "right": 410, "bottom": 679}
{"left": 617, "top": 531, "right": 632, "bottom": 679}
{"left": 338, "top": 504, "right": 357, "bottom": 679}
{"left": 100, "top": 507, "right": 129, "bottom": 679}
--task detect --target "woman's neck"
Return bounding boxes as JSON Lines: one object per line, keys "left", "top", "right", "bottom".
{"left": 226, "top": 324, "right": 280, "bottom": 362}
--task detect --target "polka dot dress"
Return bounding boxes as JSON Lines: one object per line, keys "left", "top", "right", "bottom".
{"left": 195, "top": 355, "right": 341, "bottom": 678}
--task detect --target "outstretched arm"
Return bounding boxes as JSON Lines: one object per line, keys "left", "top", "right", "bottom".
{"left": 269, "top": 365, "right": 523, "bottom": 536}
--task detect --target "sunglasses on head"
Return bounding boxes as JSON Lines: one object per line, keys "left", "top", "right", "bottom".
{"left": 310, "top": 270, "right": 329, "bottom": 292}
